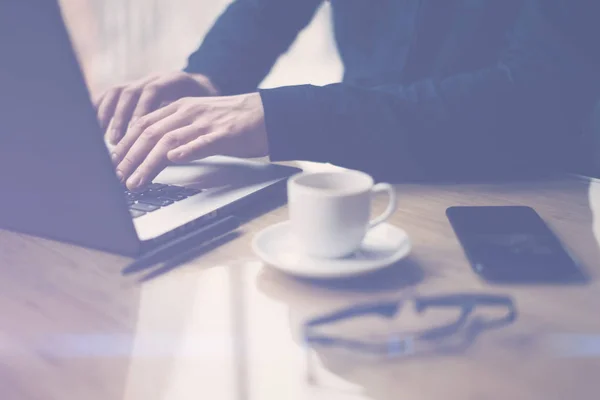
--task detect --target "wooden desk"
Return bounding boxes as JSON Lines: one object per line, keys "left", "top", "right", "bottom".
{"left": 2, "top": 175, "right": 600, "bottom": 400}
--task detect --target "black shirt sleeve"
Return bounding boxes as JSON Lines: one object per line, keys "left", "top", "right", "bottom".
{"left": 184, "top": 0, "right": 323, "bottom": 95}
{"left": 260, "top": 0, "right": 600, "bottom": 181}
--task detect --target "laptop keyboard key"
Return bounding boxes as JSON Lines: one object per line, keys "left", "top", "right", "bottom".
{"left": 130, "top": 202, "right": 160, "bottom": 212}
{"left": 130, "top": 209, "right": 146, "bottom": 218}
{"left": 161, "top": 193, "right": 188, "bottom": 201}
{"left": 161, "top": 185, "right": 185, "bottom": 194}
{"left": 125, "top": 191, "right": 140, "bottom": 201}
{"left": 135, "top": 192, "right": 156, "bottom": 200}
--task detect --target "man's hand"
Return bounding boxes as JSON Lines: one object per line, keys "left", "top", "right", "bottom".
{"left": 111, "top": 92, "right": 269, "bottom": 190}
{"left": 95, "top": 72, "right": 219, "bottom": 145}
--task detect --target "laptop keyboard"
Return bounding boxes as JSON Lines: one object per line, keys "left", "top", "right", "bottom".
{"left": 125, "top": 183, "right": 202, "bottom": 219}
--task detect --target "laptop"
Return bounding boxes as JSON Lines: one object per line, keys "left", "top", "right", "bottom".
{"left": 0, "top": 0, "right": 300, "bottom": 256}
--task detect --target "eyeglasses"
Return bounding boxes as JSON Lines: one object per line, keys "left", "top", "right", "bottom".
{"left": 303, "top": 293, "right": 517, "bottom": 383}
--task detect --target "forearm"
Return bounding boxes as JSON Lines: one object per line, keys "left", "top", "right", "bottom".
{"left": 184, "top": 0, "right": 322, "bottom": 96}
{"left": 261, "top": 1, "right": 599, "bottom": 180}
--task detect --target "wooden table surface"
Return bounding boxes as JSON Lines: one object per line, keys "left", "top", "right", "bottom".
{"left": 2, "top": 174, "right": 600, "bottom": 400}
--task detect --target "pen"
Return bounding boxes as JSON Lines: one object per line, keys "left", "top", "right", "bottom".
{"left": 137, "top": 230, "right": 241, "bottom": 282}
{"left": 122, "top": 215, "right": 241, "bottom": 275}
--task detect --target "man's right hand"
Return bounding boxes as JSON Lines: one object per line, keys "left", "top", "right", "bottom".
{"left": 94, "top": 72, "right": 219, "bottom": 145}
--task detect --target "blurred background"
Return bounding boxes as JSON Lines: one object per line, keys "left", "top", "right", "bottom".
{"left": 58, "top": 0, "right": 342, "bottom": 96}
{"left": 58, "top": 0, "right": 600, "bottom": 176}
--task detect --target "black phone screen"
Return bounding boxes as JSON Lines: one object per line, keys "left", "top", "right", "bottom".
{"left": 446, "top": 206, "right": 585, "bottom": 283}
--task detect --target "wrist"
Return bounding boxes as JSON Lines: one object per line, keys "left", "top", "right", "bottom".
{"left": 248, "top": 92, "right": 269, "bottom": 156}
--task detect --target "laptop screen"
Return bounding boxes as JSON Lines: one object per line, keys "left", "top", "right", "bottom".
{"left": 0, "top": 0, "right": 140, "bottom": 254}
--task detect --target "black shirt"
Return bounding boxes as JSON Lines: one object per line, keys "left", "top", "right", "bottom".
{"left": 185, "top": 0, "right": 600, "bottom": 180}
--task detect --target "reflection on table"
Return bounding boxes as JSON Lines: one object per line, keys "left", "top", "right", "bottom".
{"left": 2, "top": 175, "right": 600, "bottom": 399}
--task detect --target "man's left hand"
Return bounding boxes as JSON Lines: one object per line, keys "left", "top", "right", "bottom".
{"left": 111, "top": 92, "right": 269, "bottom": 190}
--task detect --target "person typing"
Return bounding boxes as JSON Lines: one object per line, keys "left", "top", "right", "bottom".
{"left": 95, "top": 0, "right": 600, "bottom": 191}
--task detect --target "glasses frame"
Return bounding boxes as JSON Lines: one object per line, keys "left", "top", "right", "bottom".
{"left": 303, "top": 293, "right": 518, "bottom": 360}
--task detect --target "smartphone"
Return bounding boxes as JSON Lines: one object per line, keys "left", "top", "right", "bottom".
{"left": 446, "top": 206, "right": 586, "bottom": 283}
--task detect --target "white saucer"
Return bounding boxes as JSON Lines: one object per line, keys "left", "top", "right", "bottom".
{"left": 251, "top": 221, "right": 412, "bottom": 279}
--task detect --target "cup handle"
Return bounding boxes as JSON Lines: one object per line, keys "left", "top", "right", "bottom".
{"left": 368, "top": 183, "right": 397, "bottom": 230}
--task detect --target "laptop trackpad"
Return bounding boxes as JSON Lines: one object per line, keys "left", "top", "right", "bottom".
{"left": 154, "top": 156, "right": 293, "bottom": 191}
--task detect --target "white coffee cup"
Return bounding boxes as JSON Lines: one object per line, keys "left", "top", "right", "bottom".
{"left": 287, "top": 169, "right": 397, "bottom": 259}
